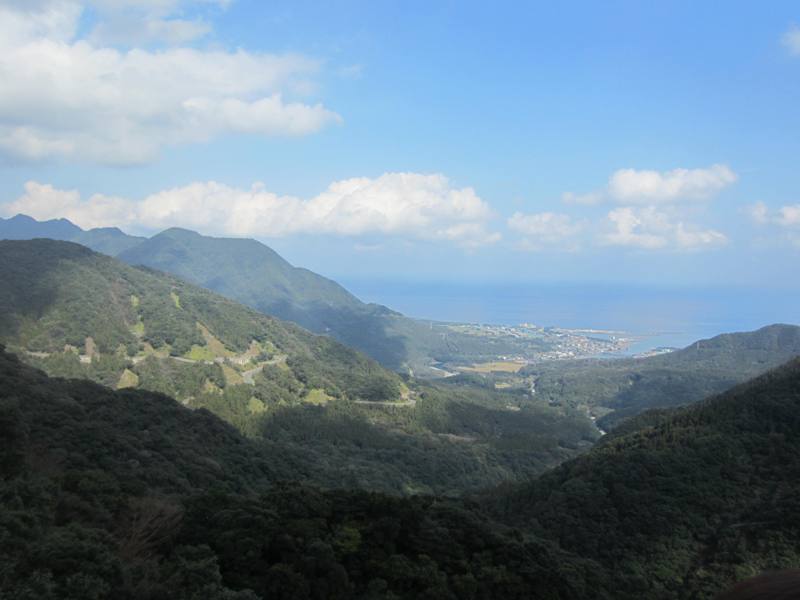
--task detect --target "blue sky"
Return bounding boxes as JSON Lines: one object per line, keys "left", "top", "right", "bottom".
{"left": 1, "top": 0, "right": 799, "bottom": 287}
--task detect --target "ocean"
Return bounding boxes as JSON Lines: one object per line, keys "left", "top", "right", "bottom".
{"left": 339, "top": 280, "right": 800, "bottom": 354}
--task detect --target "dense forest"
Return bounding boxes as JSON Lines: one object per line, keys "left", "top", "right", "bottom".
{"left": 3, "top": 347, "right": 800, "bottom": 598}
{"left": 488, "top": 359, "right": 800, "bottom": 598}
{"left": 0, "top": 347, "right": 597, "bottom": 599}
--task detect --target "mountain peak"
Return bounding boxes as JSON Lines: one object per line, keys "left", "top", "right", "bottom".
{"left": 0, "top": 213, "right": 83, "bottom": 240}
{"left": 156, "top": 227, "right": 203, "bottom": 238}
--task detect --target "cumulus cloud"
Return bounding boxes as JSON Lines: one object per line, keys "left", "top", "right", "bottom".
{"left": 3, "top": 174, "right": 501, "bottom": 248}
{"left": 783, "top": 25, "right": 800, "bottom": 56}
{"left": 602, "top": 206, "right": 727, "bottom": 250}
{"left": 507, "top": 211, "right": 584, "bottom": 250}
{"left": 563, "top": 164, "right": 737, "bottom": 206}
{"left": 0, "top": 1, "right": 340, "bottom": 164}
{"left": 545, "top": 164, "right": 735, "bottom": 251}
{"left": 607, "top": 164, "right": 737, "bottom": 203}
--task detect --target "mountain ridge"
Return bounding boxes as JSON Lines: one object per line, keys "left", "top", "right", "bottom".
{"left": 1, "top": 214, "right": 557, "bottom": 374}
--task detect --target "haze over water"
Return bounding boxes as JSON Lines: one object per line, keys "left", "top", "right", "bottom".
{"left": 342, "top": 281, "right": 800, "bottom": 353}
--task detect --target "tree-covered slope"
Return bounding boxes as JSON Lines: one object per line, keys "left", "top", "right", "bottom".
{"left": 524, "top": 324, "right": 800, "bottom": 429}
{"left": 118, "top": 227, "right": 363, "bottom": 317}
{"left": 0, "top": 239, "right": 598, "bottom": 495}
{"left": 0, "top": 347, "right": 598, "bottom": 600}
{"left": 0, "top": 215, "right": 582, "bottom": 374}
{"left": 489, "top": 359, "right": 800, "bottom": 599}
{"left": 0, "top": 239, "right": 402, "bottom": 405}
{"left": 3, "top": 346, "right": 798, "bottom": 599}
{"left": 116, "top": 227, "right": 438, "bottom": 369}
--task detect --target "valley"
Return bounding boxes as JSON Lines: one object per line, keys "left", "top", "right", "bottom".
{"left": 1, "top": 220, "right": 799, "bottom": 599}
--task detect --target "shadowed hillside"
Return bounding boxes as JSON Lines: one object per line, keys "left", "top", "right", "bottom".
{"left": 0, "top": 347, "right": 597, "bottom": 600}
{"left": 488, "top": 358, "right": 800, "bottom": 598}
{"left": 522, "top": 324, "right": 800, "bottom": 428}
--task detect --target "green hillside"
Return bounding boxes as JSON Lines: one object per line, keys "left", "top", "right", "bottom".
{"left": 0, "top": 347, "right": 596, "bottom": 600}
{"left": 0, "top": 239, "right": 402, "bottom": 406}
{"left": 116, "top": 227, "right": 451, "bottom": 370}
{"left": 3, "top": 215, "right": 557, "bottom": 373}
{"left": 3, "top": 344, "right": 798, "bottom": 598}
{"left": 522, "top": 324, "right": 800, "bottom": 429}
{"left": 488, "top": 358, "right": 800, "bottom": 598}
{"left": 0, "top": 239, "right": 598, "bottom": 495}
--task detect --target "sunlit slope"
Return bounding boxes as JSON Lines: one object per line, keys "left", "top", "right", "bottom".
{"left": 0, "top": 238, "right": 403, "bottom": 412}
{"left": 1, "top": 215, "right": 564, "bottom": 374}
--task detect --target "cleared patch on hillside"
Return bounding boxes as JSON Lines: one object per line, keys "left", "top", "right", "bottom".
{"left": 460, "top": 361, "right": 525, "bottom": 374}
{"left": 305, "top": 388, "right": 335, "bottom": 405}
{"left": 116, "top": 369, "right": 139, "bottom": 389}
{"left": 222, "top": 364, "right": 244, "bottom": 386}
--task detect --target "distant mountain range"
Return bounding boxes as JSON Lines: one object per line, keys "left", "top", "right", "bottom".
{"left": 0, "top": 214, "right": 511, "bottom": 373}
{"left": 0, "top": 213, "right": 146, "bottom": 255}
{"left": 0, "top": 214, "right": 406, "bottom": 357}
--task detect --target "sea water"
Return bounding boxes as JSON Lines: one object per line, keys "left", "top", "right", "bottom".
{"left": 340, "top": 280, "right": 800, "bottom": 354}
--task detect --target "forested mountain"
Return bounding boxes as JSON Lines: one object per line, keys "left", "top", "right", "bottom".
{"left": 116, "top": 227, "right": 418, "bottom": 368}
{"left": 524, "top": 323, "right": 800, "bottom": 429}
{"left": 0, "top": 215, "right": 559, "bottom": 374}
{"left": 0, "top": 348, "right": 597, "bottom": 599}
{"left": 3, "top": 345, "right": 799, "bottom": 598}
{"left": 116, "top": 228, "right": 538, "bottom": 373}
{"left": 0, "top": 239, "right": 402, "bottom": 406}
{"left": 488, "top": 358, "right": 800, "bottom": 598}
{"left": 0, "top": 239, "right": 598, "bottom": 495}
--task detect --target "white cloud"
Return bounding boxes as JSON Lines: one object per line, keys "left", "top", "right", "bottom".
{"left": 0, "top": 1, "right": 340, "bottom": 164}
{"left": 563, "top": 164, "right": 737, "bottom": 207}
{"left": 3, "top": 174, "right": 501, "bottom": 248}
{"left": 603, "top": 207, "right": 669, "bottom": 249}
{"left": 602, "top": 206, "right": 727, "bottom": 250}
{"left": 89, "top": 15, "right": 212, "bottom": 46}
{"left": 783, "top": 25, "right": 800, "bottom": 56}
{"left": 748, "top": 201, "right": 800, "bottom": 227}
{"left": 747, "top": 201, "right": 800, "bottom": 248}
{"left": 507, "top": 211, "right": 584, "bottom": 250}
{"left": 607, "top": 164, "right": 737, "bottom": 203}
